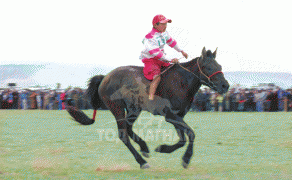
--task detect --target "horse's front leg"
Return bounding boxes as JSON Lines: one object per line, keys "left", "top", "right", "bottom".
{"left": 180, "top": 122, "right": 195, "bottom": 168}
{"left": 155, "top": 124, "right": 186, "bottom": 153}
{"left": 155, "top": 111, "right": 196, "bottom": 169}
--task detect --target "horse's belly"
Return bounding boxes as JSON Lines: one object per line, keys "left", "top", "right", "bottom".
{"left": 109, "top": 85, "right": 177, "bottom": 116}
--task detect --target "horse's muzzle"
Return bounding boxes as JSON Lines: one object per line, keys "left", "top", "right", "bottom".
{"left": 216, "top": 81, "right": 230, "bottom": 94}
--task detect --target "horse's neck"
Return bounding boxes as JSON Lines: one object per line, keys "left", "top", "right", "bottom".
{"left": 179, "top": 58, "right": 201, "bottom": 81}
{"left": 180, "top": 58, "right": 200, "bottom": 74}
{"left": 179, "top": 58, "right": 202, "bottom": 93}
{"left": 157, "top": 59, "right": 202, "bottom": 95}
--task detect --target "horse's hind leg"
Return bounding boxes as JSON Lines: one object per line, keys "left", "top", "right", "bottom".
{"left": 126, "top": 110, "right": 150, "bottom": 158}
{"left": 104, "top": 99, "right": 149, "bottom": 169}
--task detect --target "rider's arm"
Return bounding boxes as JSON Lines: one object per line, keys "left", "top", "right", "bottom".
{"left": 165, "top": 31, "right": 183, "bottom": 52}
{"left": 143, "top": 38, "right": 171, "bottom": 62}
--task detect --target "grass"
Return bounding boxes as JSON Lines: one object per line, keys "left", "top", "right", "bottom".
{"left": 0, "top": 110, "right": 292, "bottom": 179}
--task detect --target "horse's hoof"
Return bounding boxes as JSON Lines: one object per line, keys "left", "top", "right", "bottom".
{"left": 140, "top": 163, "right": 151, "bottom": 169}
{"left": 182, "top": 161, "right": 189, "bottom": 169}
{"left": 141, "top": 151, "right": 150, "bottom": 158}
{"left": 155, "top": 145, "right": 162, "bottom": 152}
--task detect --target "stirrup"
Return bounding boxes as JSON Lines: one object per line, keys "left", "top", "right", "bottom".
{"left": 148, "top": 96, "right": 154, "bottom": 100}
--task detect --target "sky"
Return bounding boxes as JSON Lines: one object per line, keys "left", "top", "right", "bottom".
{"left": 0, "top": 0, "right": 292, "bottom": 88}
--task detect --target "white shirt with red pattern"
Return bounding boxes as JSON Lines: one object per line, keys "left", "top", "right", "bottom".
{"left": 140, "top": 28, "right": 182, "bottom": 62}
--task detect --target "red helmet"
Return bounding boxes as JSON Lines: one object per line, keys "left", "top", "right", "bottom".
{"left": 152, "top": 14, "right": 172, "bottom": 25}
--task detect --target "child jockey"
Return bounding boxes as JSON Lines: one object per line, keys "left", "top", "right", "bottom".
{"left": 140, "top": 14, "right": 188, "bottom": 100}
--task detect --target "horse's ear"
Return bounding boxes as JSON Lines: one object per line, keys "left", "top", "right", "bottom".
{"left": 213, "top": 47, "right": 218, "bottom": 59}
{"left": 201, "top": 47, "right": 207, "bottom": 58}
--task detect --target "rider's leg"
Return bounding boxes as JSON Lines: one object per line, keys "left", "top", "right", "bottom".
{"left": 149, "top": 75, "right": 161, "bottom": 100}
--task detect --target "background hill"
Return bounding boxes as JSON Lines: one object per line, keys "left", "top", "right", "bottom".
{"left": 224, "top": 71, "right": 292, "bottom": 89}
{"left": 1, "top": 64, "right": 292, "bottom": 89}
{"left": 0, "top": 64, "right": 112, "bottom": 89}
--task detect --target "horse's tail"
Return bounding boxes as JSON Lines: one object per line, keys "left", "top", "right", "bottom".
{"left": 86, "top": 75, "right": 105, "bottom": 110}
{"left": 66, "top": 75, "right": 105, "bottom": 125}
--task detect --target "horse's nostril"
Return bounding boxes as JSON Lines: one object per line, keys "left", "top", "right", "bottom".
{"left": 221, "top": 84, "right": 229, "bottom": 91}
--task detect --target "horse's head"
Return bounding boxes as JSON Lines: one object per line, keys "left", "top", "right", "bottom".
{"left": 198, "top": 47, "right": 229, "bottom": 94}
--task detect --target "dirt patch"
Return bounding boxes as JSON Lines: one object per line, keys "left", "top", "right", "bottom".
{"left": 280, "top": 141, "right": 292, "bottom": 148}
{"left": 46, "top": 148, "right": 64, "bottom": 155}
{"left": 0, "top": 172, "right": 20, "bottom": 176}
{"left": 0, "top": 147, "right": 9, "bottom": 155}
{"left": 146, "top": 164, "right": 214, "bottom": 179}
{"left": 32, "top": 157, "right": 55, "bottom": 170}
{"left": 149, "top": 166, "right": 174, "bottom": 173}
{"left": 95, "top": 163, "right": 131, "bottom": 172}
{"left": 86, "top": 141, "right": 100, "bottom": 148}
{"left": 32, "top": 156, "right": 68, "bottom": 171}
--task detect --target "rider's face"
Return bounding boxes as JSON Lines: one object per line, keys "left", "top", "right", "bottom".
{"left": 154, "top": 23, "right": 167, "bottom": 32}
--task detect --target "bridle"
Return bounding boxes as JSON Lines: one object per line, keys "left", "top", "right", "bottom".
{"left": 196, "top": 57, "right": 223, "bottom": 85}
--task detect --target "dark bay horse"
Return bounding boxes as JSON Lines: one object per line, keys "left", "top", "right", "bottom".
{"left": 66, "top": 47, "right": 230, "bottom": 169}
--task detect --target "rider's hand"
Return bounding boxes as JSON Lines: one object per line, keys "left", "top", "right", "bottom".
{"left": 171, "top": 58, "right": 179, "bottom": 64}
{"left": 181, "top": 51, "right": 188, "bottom": 59}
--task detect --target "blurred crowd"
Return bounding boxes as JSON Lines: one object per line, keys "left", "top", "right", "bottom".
{"left": 0, "top": 88, "right": 93, "bottom": 110}
{"left": 191, "top": 87, "right": 292, "bottom": 112}
{"left": 1, "top": 87, "right": 292, "bottom": 112}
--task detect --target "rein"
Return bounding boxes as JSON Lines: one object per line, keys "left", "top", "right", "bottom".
{"left": 154, "top": 57, "right": 223, "bottom": 89}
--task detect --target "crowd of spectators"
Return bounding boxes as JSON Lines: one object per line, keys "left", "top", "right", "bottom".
{"left": 0, "top": 88, "right": 93, "bottom": 110}
{"left": 1, "top": 86, "right": 292, "bottom": 112}
{"left": 191, "top": 87, "right": 292, "bottom": 112}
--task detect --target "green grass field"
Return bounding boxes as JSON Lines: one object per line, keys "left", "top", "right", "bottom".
{"left": 0, "top": 110, "right": 291, "bottom": 179}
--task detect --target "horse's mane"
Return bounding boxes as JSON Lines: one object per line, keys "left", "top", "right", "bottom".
{"left": 206, "top": 50, "right": 214, "bottom": 58}
{"left": 180, "top": 50, "right": 213, "bottom": 67}
{"left": 180, "top": 57, "right": 199, "bottom": 67}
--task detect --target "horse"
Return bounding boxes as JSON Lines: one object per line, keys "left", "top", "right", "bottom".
{"left": 66, "top": 47, "right": 230, "bottom": 169}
